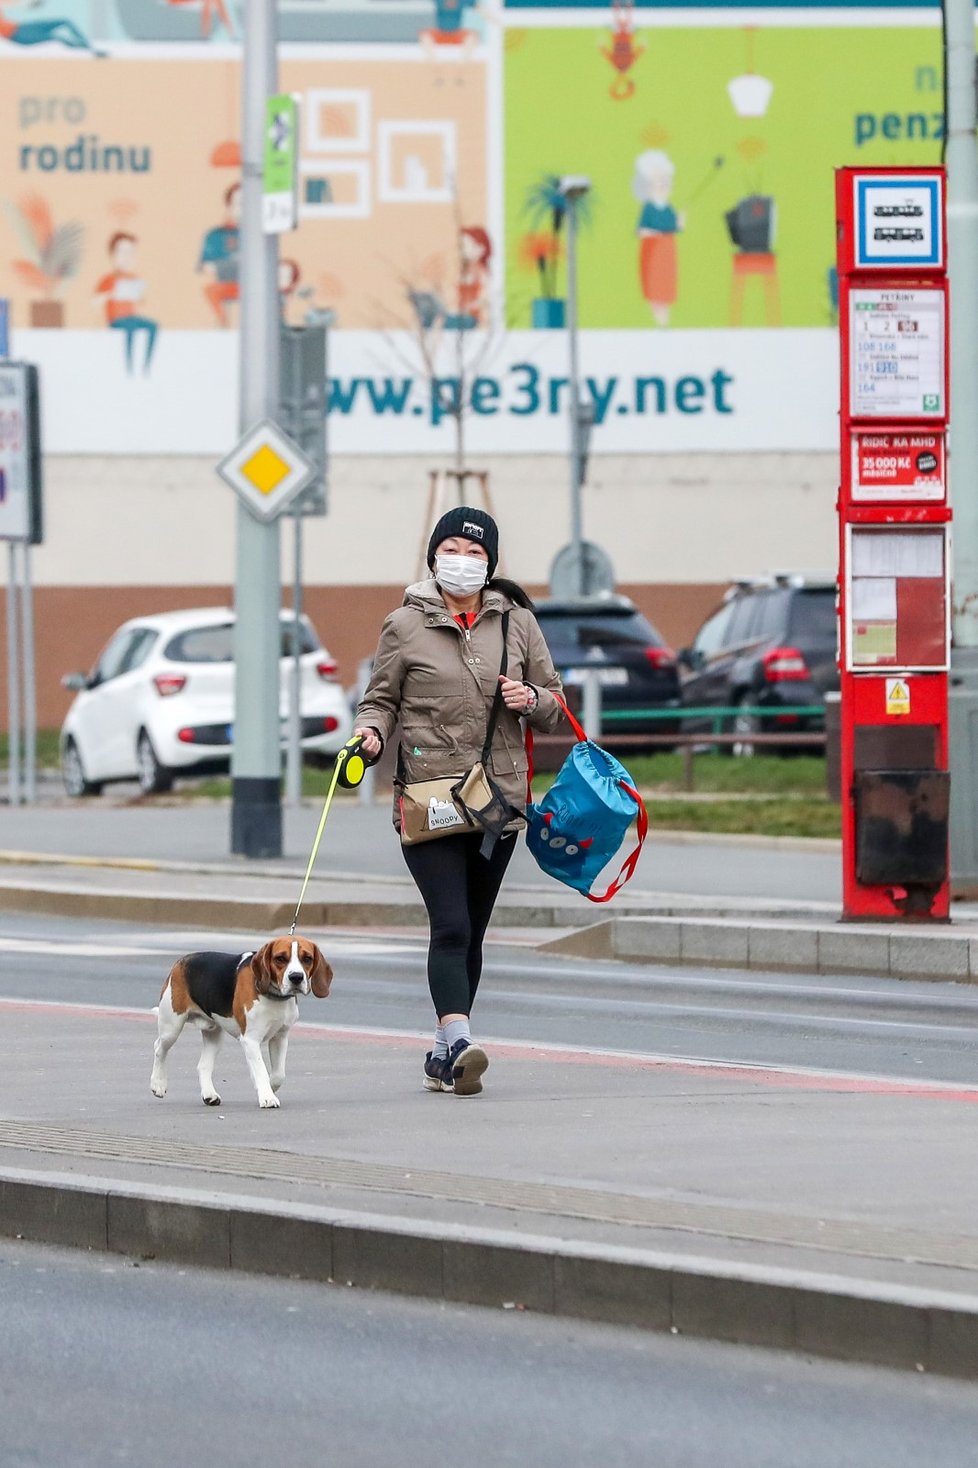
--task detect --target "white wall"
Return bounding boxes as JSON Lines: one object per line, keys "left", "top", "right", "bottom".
{"left": 8, "top": 449, "right": 839, "bottom": 588}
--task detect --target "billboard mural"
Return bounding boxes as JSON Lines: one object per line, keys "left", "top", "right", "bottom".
{"left": 0, "top": 1, "right": 947, "bottom": 455}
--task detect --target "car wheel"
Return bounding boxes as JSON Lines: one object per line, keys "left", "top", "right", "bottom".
{"left": 136, "top": 730, "right": 174, "bottom": 795}
{"left": 62, "top": 738, "right": 102, "bottom": 798}
{"left": 731, "top": 697, "right": 763, "bottom": 758}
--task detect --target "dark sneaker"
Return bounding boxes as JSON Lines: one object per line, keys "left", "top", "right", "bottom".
{"left": 448, "top": 1038, "right": 489, "bottom": 1097}
{"left": 423, "top": 1051, "right": 454, "bottom": 1092}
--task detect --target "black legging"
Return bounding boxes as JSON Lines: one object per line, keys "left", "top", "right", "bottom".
{"left": 402, "top": 831, "right": 517, "bottom": 1018}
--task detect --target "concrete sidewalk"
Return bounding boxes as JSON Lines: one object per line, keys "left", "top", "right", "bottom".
{"left": 4, "top": 997, "right": 978, "bottom": 1376}
{"left": 6, "top": 799, "right": 978, "bottom": 1372}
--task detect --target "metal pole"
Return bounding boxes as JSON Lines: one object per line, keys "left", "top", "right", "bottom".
{"left": 947, "top": 0, "right": 978, "bottom": 646}
{"left": 6, "top": 542, "right": 21, "bottom": 806}
{"left": 22, "top": 541, "right": 35, "bottom": 803}
{"left": 566, "top": 198, "right": 584, "bottom": 598}
{"left": 945, "top": 0, "right": 978, "bottom": 887}
{"left": 285, "top": 512, "right": 302, "bottom": 806}
{"left": 231, "top": 0, "right": 283, "bottom": 858}
{"left": 581, "top": 667, "right": 602, "bottom": 742}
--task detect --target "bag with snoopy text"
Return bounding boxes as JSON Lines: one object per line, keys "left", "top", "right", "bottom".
{"left": 524, "top": 695, "right": 648, "bottom": 903}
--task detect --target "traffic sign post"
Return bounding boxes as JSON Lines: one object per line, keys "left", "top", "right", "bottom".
{"left": 835, "top": 166, "right": 951, "bottom": 921}
{"left": 0, "top": 360, "right": 43, "bottom": 808}
{"left": 217, "top": 418, "right": 315, "bottom": 523}
{"left": 231, "top": 0, "right": 284, "bottom": 860}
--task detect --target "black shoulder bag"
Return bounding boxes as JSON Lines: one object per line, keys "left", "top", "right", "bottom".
{"left": 451, "top": 610, "right": 526, "bottom": 859}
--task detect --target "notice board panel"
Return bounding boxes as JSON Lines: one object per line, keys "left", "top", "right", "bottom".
{"left": 849, "top": 289, "right": 945, "bottom": 420}
{"left": 850, "top": 430, "right": 945, "bottom": 502}
{"left": 847, "top": 526, "right": 948, "bottom": 671}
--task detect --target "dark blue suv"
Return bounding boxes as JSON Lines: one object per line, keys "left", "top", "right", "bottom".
{"left": 678, "top": 576, "right": 838, "bottom": 753}
{"left": 534, "top": 594, "right": 682, "bottom": 748}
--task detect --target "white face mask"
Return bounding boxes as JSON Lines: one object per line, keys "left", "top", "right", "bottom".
{"left": 435, "top": 553, "right": 489, "bottom": 596}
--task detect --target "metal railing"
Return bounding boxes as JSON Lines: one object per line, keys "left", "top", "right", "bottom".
{"left": 540, "top": 673, "right": 827, "bottom": 790}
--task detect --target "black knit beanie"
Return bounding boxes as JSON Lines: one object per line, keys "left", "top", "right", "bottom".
{"left": 426, "top": 506, "right": 499, "bottom": 578}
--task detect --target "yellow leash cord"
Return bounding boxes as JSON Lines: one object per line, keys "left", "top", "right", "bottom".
{"left": 289, "top": 735, "right": 367, "bottom": 935}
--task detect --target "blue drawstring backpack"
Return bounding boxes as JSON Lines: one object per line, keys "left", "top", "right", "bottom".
{"left": 525, "top": 695, "right": 649, "bottom": 903}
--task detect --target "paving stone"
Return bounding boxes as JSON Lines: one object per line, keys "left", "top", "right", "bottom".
{"left": 793, "top": 1288, "right": 929, "bottom": 1371}
{"left": 672, "top": 1271, "right": 794, "bottom": 1350}
{"left": 0, "top": 1176, "right": 106, "bottom": 1251}
{"left": 444, "top": 1239, "right": 554, "bottom": 1313}
{"left": 107, "top": 1194, "right": 231, "bottom": 1268}
{"left": 613, "top": 918, "right": 681, "bottom": 962}
{"left": 680, "top": 921, "right": 750, "bottom": 967}
{"left": 748, "top": 925, "right": 819, "bottom": 972}
{"left": 554, "top": 1255, "right": 671, "bottom": 1330}
{"left": 332, "top": 1223, "right": 443, "bottom": 1298}
{"left": 888, "top": 934, "right": 970, "bottom": 981}
{"left": 231, "top": 1210, "right": 333, "bottom": 1282}
{"left": 817, "top": 928, "right": 890, "bottom": 976}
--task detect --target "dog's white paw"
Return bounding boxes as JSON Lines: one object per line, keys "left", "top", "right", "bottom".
{"left": 258, "top": 1093, "right": 281, "bottom": 1109}
{"left": 201, "top": 1092, "right": 221, "bottom": 1107}
{"left": 150, "top": 1079, "right": 166, "bottom": 1099}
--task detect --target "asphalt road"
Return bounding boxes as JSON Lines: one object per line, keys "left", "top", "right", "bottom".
{"left": 4, "top": 911, "right": 978, "bottom": 1085}
{"left": 0, "top": 796, "right": 842, "bottom": 905}
{"left": 3, "top": 1238, "right": 977, "bottom": 1468}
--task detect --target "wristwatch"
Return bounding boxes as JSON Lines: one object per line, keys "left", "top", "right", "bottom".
{"left": 522, "top": 684, "right": 539, "bottom": 716}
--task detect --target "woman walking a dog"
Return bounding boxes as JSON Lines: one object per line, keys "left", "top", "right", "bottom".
{"left": 354, "top": 508, "right": 563, "bottom": 1096}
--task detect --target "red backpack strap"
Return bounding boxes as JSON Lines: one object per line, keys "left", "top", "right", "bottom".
{"left": 552, "top": 691, "right": 588, "bottom": 744}
{"left": 524, "top": 725, "right": 535, "bottom": 805}
{"left": 524, "top": 691, "right": 583, "bottom": 806}
{"left": 586, "top": 782, "right": 649, "bottom": 904}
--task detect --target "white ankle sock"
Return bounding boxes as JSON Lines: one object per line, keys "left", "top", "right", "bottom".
{"left": 433, "top": 1024, "right": 448, "bottom": 1059}
{"left": 444, "top": 1018, "right": 471, "bottom": 1051}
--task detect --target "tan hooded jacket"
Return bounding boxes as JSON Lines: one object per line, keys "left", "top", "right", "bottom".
{"left": 356, "top": 579, "right": 564, "bottom": 827}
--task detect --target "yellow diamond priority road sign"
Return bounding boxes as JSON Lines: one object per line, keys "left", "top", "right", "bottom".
{"left": 217, "top": 419, "right": 315, "bottom": 523}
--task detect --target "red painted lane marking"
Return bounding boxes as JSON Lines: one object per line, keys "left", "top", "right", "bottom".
{"left": 3, "top": 996, "right": 978, "bottom": 1102}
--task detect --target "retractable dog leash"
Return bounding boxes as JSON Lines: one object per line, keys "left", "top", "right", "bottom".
{"left": 289, "top": 734, "right": 367, "bottom": 935}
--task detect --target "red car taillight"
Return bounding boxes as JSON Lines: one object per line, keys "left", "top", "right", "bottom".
{"left": 177, "top": 727, "right": 197, "bottom": 743}
{"left": 762, "top": 646, "right": 809, "bottom": 683}
{"left": 322, "top": 716, "right": 339, "bottom": 732}
{"left": 644, "top": 646, "right": 676, "bottom": 670}
{"left": 316, "top": 658, "right": 338, "bottom": 681}
{"left": 153, "top": 674, "right": 186, "bottom": 697}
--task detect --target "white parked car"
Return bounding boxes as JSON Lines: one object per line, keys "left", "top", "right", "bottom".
{"left": 60, "top": 606, "right": 353, "bottom": 797}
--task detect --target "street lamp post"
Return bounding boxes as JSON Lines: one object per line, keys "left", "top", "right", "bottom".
{"left": 231, "top": 0, "right": 283, "bottom": 858}
{"left": 945, "top": 0, "right": 978, "bottom": 887}
{"left": 559, "top": 175, "right": 591, "bottom": 599}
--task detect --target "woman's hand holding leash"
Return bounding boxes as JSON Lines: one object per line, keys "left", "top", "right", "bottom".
{"left": 499, "top": 675, "right": 535, "bottom": 713}
{"left": 353, "top": 726, "right": 382, "bottom": 759}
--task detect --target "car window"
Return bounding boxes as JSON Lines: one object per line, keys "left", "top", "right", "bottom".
{"left": 787, "top": 589, "right": 836, "bottom": 647}
{"left": 692, "top": 604, "right": 733, "bottom": 658}
{"left": 118, "top": 627, "right": 158, "bottom": 676}
{"left": 164, "top": 625, "right": 235, "bottom": 664}
{"left": 92, "top": 628, "right": 142, "bottom": 685}
{"left": 163, "top": 620, "right": 318, "bottom": 664}
{"left": 279, "top": 618, "right": 320, "bottom": 657}
{"left": 536, "top": 610, "right": 663, "bottom": 653}
{"left": 723, "top": 594, "right": 757, "bottom": 645}
{"left": 751, "top": 588, "right": 790, "bottom": 640}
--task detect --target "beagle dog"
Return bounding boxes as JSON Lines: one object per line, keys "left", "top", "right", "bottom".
{"left": 150, "top": 936, "right": 332, "bottom": 1109}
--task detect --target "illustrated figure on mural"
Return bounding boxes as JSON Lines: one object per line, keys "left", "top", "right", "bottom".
{"left": 0, "top": 0, "right": 104, "bottom": 54}
{"left": 93, "top": 231, "right": 159, "bottom": 373}
{"left": 601, "top": 0, "right": 644, "bottom": 100}
{"left": 162, "top": 0, "right": 237, "bottom": 41}
{"left": 409, "top": 225, "right": 492, "bottom": 351}
{"left": 197, "top": 181, "right": 240, "bottom": 327}
{"left": 633, "top": 150, "right": 683, "bottom": 327}
{"left": 419, "top": 0, "right": 482, "bottom": 58}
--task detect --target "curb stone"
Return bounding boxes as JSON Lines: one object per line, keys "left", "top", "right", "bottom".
{"left": 2, "top": 1166, "right": 978, "bottom": 1378}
